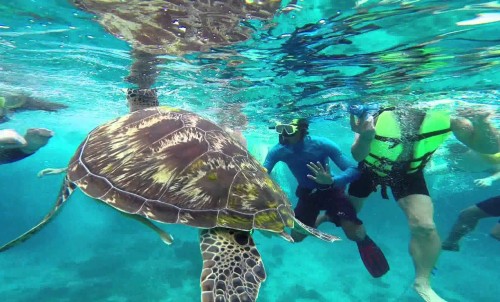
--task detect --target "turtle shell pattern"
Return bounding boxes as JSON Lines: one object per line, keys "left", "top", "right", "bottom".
{"left": 67, "top": 107, "right": 294, "bottom": 233}
{"left": 72, "top": 0, "right": 281, "bottom": 55}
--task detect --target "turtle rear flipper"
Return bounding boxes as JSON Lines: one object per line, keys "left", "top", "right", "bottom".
{"left": 293, "top": 217, "right": 341, "bottom": 243}
{"left": 0, "top": 177, "right": 75, "bottom": 252}
{"left": 123, "top": 213, "right": 174, "bottom": 245}
{"left": 200, "top": 228, "right": 266, "bottom": 302}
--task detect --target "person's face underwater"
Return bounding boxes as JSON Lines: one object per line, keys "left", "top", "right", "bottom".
{"left": 276, "top": 125, "right": 301, "bottom": 144}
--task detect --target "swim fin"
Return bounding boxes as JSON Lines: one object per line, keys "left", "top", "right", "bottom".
{"left": 357, "top": 236, "right": 389, "bottom": 278}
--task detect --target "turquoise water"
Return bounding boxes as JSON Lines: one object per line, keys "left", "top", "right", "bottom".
{"left": 1, "top": 1, "right": 499, "bottom": 301}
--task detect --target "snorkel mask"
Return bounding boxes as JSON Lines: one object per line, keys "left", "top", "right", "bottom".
{"left": 274, "top": 123, "right": 299, "bottom": 136}
{"left": 270, "top": 118, "right": 309, "bottom": 144}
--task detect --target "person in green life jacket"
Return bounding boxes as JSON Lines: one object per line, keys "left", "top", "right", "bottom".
{"left": 347, "top": 104, "right": 499, "bottom": 302}
{"left": 263, "top": 118, "right": 389, "bottom": 278}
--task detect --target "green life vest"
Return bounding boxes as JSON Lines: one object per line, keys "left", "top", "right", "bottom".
{"left": 363, "top": 109, "right": 452, "bottom": 176}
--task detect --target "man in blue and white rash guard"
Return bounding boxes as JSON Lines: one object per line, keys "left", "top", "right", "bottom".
{"left": 264, "top": 118, "right": 389, "bottom": 278}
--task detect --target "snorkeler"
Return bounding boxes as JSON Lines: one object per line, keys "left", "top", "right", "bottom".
{"left": 347, "top": 104, "right": 499, "bottom": 302}
{"left": 263, "top": 118, "right": 389, "bottom": 278}
{"left": 0, "top": 128, "right": 54, "bottom": 165}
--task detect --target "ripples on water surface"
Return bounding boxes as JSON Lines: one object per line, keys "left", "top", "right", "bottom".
{"left": 1, "top": 0, "right": 499, "bottom": 124}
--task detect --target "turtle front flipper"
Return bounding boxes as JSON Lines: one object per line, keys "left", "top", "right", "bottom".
{"left": 199, "top": 228, "right": 266, "bottom": 302}
{"left": 0, "top": 176, "right": 75, "bottom": 252}
{"left": 293, "top": 217, "right": 341, "bottom": 243}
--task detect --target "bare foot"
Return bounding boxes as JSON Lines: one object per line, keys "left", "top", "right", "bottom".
{"left": 414, "top": 280, "right": 447, "bottom": 302}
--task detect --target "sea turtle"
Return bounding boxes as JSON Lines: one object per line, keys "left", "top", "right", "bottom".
{"left": 1, "top": 106, "right": 339, "bottom": 302}
{"left": 72, "top": 0, "right": 282, "bottom": 55}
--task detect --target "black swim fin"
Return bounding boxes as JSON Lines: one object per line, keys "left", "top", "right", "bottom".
{"left": 357, "top": 236, "right": 390, "bottom": 278}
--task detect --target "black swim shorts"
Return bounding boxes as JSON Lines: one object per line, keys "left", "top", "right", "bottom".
{"left": 476, "top": 196, "right": 500, "bottom": 217}
{"left": 348, "top": 163, "right": 430, "bottom": 201}
{"left": 294, "top": 186, "right": 362, "bottom": 227}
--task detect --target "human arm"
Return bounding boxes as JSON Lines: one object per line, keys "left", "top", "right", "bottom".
{"left": 451, "top": 108, "right": 500, "bottom": 154}
{"left": 325, "top": 139, "right": 360, "bottom": 188}
{"left": 350, "top": 114, "right": 375, "bottom": 162}
{"left": 262, "top": 145, "right": 280, "bottom": 174}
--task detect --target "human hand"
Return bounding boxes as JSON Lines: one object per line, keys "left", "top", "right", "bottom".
{"left": 474, "top": 177, "right": 493, "bottom": 187}
{"left": 350, "top": 114, "right": 375, "bottom": 139}
{"left": 306, "top": 161, "right": 334, "bottom": 185}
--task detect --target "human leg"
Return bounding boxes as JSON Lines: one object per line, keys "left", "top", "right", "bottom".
{"left": 349, "top": 196, "right": 366, "bottom": 213}
{"left": 398, "top": 194, "right": 445, "bottom": 302}
{"left": 291, "top": 191, "right": 320, "bottom": 242}
{"left": 322, "top": 188, "right": 389, "bottom": 278}
{"left": 338, "top": 219, "right": 389, "bottom": 278}
{"left": 442, "top": 205, "right": 490, "bottom": 251}
{"left": 347, "top": 168, "right": 376, "bottom": 213}
{"left": 340, "top": 219, "right": 366, "bottom": 241}
{"left": 491, "top": 221, "right": 500, "bottom": 240}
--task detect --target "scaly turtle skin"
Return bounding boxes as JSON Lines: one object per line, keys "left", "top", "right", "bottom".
{"left": 0, "top": 107, "right": 339, "bottom": 302}
{"left": 72, "top": 0, "right": 282, "bottom": 55}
